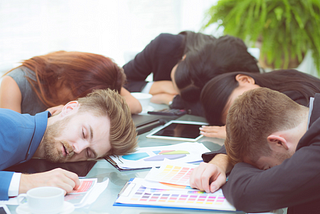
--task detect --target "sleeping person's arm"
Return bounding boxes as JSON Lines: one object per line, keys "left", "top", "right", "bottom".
{"left": 223, "top": 143, "right": 320, "bottom": 212}
{"left": 190, "top": 153, "right": 232, "bottom": 193}
{"left": 120, "top": 87, "right": 142, "bottom": 114}
{"left": 0, "top": 76, "right": 22, "bottom": 113}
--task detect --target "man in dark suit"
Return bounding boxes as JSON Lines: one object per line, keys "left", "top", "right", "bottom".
{"left": 222, "top": 87, "right": 320, "bottom": 213}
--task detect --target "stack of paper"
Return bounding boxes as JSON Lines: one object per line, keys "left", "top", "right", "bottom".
{"left": 114, "top": 163, "right": 236, "bottom": 212}
{"left": 64, "top": 178, "right": 109, "bottom": 208}
{"left": 2, "top": 178, "right": 109, "bottom": 209}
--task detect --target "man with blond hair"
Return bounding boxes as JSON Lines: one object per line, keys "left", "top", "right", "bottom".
{"left": 222, "top": 87, "right": 319, "bottom": 213}
{"left": 0, "top": 89, "right": 137, "bottom": 200}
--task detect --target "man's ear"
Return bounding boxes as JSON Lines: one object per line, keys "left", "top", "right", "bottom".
{"left": 235, "top": 74, "right": 256, "bottom": 86}
{"left": 60, "top": 101, "right": 80, "bottom": 117}
{"left": 267, "top": 135, "right": 289, "bottom": 151}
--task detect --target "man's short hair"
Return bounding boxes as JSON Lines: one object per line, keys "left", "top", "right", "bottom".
{"left": 225, "top": 87, "right": 304, "bottom": 165}
{"left": 77, "top": 89, "right": 137, "bottom": 156}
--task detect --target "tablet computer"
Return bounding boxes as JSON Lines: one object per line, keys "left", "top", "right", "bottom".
{"left": 146, "top": 120, "right": 208, "bottom": 141}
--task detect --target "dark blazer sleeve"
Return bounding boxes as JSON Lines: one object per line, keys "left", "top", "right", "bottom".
{"left": 123, "top": 33, "right": 184, "bottom": 92}
{"left": 170, "top": 95, "right": 205, "bottom": 117}
{"left": 202, "top": 146, "right": 227, "bottom": 162}
{"left": 222, "top": 139, "right": 320, "bottom": 212}
{"left": 0, "top": 171, "right": 14, "bottom": 200}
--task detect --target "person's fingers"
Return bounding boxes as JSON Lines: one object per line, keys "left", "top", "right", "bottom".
{"left": 200, "top": 125, "right": 225, "bottom": 132}
{"left": 200, "top": 131, "right": 218, "bottom": 137}
{"left": 200, "top": 131, "right": 226, "bottom": 139}
{"left": 190, "top": 166, "right": 203, "bottom": 189}
{"left": 61, "top": 169, "right": 80, "bottom": 189}
{"left": 54, "top": 180, "right": 74, "bottom": 194}
{"left": 210, "top": 172, "right": 227, "bottom": 193}
{"left": 190, "top": 163, "right": 207, "bottom": 191}
{"left": 19, "top": 168, "right": 79, "bottom": 194}
{"left": 200, "top": 125, "right": 218, "bottom": 131}
{"left": 200, "top": 126, "right": 226, "bottom": 139}
{"left": 43, "top": 169, "right": 78, "bottom": 193}
{"left": 190, "top": 162, "right": 221, "bottom": 193}
{"left": 200, "top": 166, "right": 218, "bottom": 193}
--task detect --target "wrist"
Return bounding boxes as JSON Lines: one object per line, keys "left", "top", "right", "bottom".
{"left": 19, "top": 174, "right": 33, "bottom": 194}
{"left": 209, "top": 154, "right": 232, "bottom": 173}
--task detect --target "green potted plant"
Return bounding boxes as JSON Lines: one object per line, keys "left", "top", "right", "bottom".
{"left": 202, "top": 0, "right": 320, "bottom": 72}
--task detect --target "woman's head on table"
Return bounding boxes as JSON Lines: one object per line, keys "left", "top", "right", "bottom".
{"left": 201, "top": 70, "right": 320, "bottom": 126}
{"left": 171, "top": 35, "right": 260, "bottom": 103}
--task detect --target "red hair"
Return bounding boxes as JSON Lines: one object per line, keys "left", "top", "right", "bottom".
{"left": 8, "top": 51, "right": 125, "bottom": 107}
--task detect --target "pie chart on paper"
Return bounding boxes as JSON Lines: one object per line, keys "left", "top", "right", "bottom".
{"left": 144, "top": 150, "right": 190, "bottom": 161}
{"left": 121, "top": 150, "right": 190, "bottom": 161}
{"left": 122, "top": 152, "right": 149, "bottom": 160}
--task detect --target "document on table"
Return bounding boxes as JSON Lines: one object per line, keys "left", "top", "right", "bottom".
{"left": 114, "top": 177, "right": 236, "bottom": 212}
{"left": 64, "top": 178, "right": 109, "bottom": 208}
{"left": 107, "top": 142, "right": 210, "bottom": 170}
{"left": 0, "top": 178, "right": 109, "bottom": 208}
{"left": 145, "top": 163, "right": 197, "bottom": 186}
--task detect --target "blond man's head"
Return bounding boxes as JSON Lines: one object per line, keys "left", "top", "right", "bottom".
{"left": 77, "top": 89, "right": 137, "bottom": 157}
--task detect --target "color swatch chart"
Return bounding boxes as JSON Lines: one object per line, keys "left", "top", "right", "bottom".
{"left": 71, "top": 180, "right": 95, "bottom": 193}
{"left": 145, "top": 164, "right": 196, "bottom": 186}
{"left": 132, "top": 186, "right": 226, "bottom": 205}
{"left": 65, "top": 178, "right": 97, "bottom": 205}
{"left": 116, "top": 178, "right": 236, "bottom": 211}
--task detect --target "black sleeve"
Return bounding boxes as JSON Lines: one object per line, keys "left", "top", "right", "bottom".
{"left": 201, "top": 146, "right": 227, "bottom": 163}
{"left": 123, "top": 36, "right": 157, "bottom": 82}
{"left": 222, "top": 140, "right": 320, "bottom": 213}
{"left": 123, "top": 33, "right": 184, "bottom": 92}
{"left": 124, "top": 80, "right": 148, "bottom": 92}
{"left": 170, "top": 95, "right": 205, "bottom": 117}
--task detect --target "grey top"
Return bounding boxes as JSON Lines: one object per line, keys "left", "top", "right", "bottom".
{"left": 6, "top": 67, "right": 47, "bottom": 115}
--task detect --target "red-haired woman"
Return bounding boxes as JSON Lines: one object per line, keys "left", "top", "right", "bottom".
{"left": 0, "top": 51, "right": 142, "bottom": 115}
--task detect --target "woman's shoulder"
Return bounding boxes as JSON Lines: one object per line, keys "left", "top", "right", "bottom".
{"left": 5, "top": 66, "right": 35, "bottom": 86}
{"left": 6, "top": 66, "right": 35, "bottom": 79}
{"left": 6, "top": 66, "right": 24, "bottom": 77}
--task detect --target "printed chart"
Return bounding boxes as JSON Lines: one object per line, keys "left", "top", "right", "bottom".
{"left": 122, "top": 150, "right": 189, "bottom": 161}
{"left": 70, "top": 180, "right": 95, "bottom": 193}
{"left": 64, "top": 178, "right": 97, "bottom": 206}
{"left": 115, "top": 178, "right": 236, "bottom": 211}
{"left": 132, "top": 186, "right": 226, "bottom": 205}
{"left": 145, "top": 163, "right": 196, "bottom": 186}
{"left": 108, "top": 142, "right": 210, "bottom": 170}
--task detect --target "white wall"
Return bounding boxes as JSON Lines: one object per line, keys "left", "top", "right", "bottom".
{"left": 0, "top": 0, "right": 218, "bottom": 75}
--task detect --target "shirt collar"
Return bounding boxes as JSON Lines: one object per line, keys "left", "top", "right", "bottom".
{"left": 307, "top": 97, "right": 314, "bottom": 129}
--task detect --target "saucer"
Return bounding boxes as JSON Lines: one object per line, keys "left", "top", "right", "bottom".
{"left": 142, "top": 106, "right": 154, "bottom": 113}
{"left": 16, "top": 201, "right": 74, "bottom": 214}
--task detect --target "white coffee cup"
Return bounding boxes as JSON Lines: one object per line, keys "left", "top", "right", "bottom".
{"left": 131, "top": 92, "right": 152, "bottom": 112}
{"left": 17, "top": 186, "right": 65, "bottom": 214}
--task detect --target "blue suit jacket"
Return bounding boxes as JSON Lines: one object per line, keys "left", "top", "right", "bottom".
{"left": 0, "top": 109, "right": 48, "bottom": 200}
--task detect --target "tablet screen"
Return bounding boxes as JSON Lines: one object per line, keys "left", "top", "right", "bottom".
{"left": 152, "top": 122, "right": 202, "bottom": 139}
{"left": 146, "top": 120, "right": 208, "bottom": 141}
